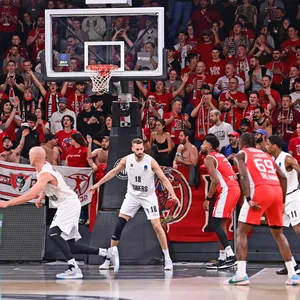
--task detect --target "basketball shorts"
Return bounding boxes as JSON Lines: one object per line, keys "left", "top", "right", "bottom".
{"left": 238, "top": 185, "right": 283, "bottom": 227}
{"left": 50, "top": 198, "right": 82, "bottom": 241}
{"left": 283, "top": 190, "right": 300, "bottom": 227}
{"left": 120, "top": 193, "right": 160, "bottom": 220}
{"left": 213, "top": 185, "right": 240, "bottom": 219}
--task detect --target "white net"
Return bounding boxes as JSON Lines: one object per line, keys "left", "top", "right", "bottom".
{"left": 86, "top": 65, "right": 118, "bottom": 95}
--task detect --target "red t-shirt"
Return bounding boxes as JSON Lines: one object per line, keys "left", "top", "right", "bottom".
{"left": 288, "top": 137, "right": 300, "bottom": 164}
{"left": 281, "top": 38, "right": 300, "bottom": 65}
{"left": 56, "top": 129, "right": 78, "bottom": 160}
{"left": 67, "top": 145, "right": 89, "bottom": 167}
{"left": 0, "top": 130, "right": 8, "bottom": 152}
{"left": 0, "top": 6, "right": 18, "bottom": 33}
{"left": 164, "top": 112, "right": 185, "bottom": 145}
{"left": 67, "top": 93, "right": 88, "bottom": 116}
{"left": 196, "top": 42, "right": 215, "bottom": 64}
{"left": 28, "top": 27, "right": 46, "bottom": 59}
{"left": 219, "top": 91, "right": 248, "bottom": 114}
{"left": 0, "top": 92, "right": 9, "bottom": 101}
{"left": 243, "top": 105, "right": 257, "bottom": 123}
{"left": 206, "top": 59, "right": 227, "bottom": 84}
{"left": 44, "top": 91, "right": 62, "bottom": 120}
{"left": 36, "top": 120, "right": 49, "bottom": 143}
{"left": 265, "top": 61, "right": 289, "bottom": 85}
{"left": 258, "top": 89, "right": 281, "bottom": 109}
{"left": 146, "top": 92, "right": 174, "bottom": 113}
{"left": 0, "top": 114, "right": 21, "bottom": 141}
{"left": 180, "top": 66, "right": 195, "bottom": 76}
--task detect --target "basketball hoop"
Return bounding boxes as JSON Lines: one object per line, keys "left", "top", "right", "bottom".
{"left": 86, "top": 64, "right": 118, "bottom": 95}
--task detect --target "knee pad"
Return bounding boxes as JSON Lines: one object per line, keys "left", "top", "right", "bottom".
{"left": 112, "top": 217, "right": 127, "bottom": 241}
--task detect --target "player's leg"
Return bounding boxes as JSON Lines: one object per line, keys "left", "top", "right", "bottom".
{"left": 67, "top": 238, "right": 107, "bottom": 257}
{"left": 48, "top": 226, "right": 83, "bottom": 279}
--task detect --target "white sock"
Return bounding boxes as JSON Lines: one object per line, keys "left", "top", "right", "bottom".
{"left": 225, "top": 246, "right": 235, "bottom": 258}
{"left": 285, "top": 260, "right": 296, "bottom": 277}
{"left": 99, "top": 248, "right": 108, "bottom": 257}
{"left": 163, "top": 249, "right": 171, "bottom": 260}
{"left": 219, "top": 250, "right": 226, "bottom": 261}
{"left": 68, "top": 258, "right": 79, "bottom": 269}
{"left": 292, "top": 256, "right": 297, "bottom": 267}
{"left": 237, "top": 261, "right": 247, "bottom": 277}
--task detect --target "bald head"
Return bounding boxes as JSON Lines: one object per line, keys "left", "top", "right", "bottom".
{"left": 29, "top": 147, "right": 46, "bottom": 163}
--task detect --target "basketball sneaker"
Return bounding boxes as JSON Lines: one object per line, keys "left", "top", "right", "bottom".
{"left": 164, "top": 259, "right": 173, "bottom": 271}
{"left": 56, "top": 265, "right": 83, "bottom": 279}
{"left": 99, "top": 259, "right": 113, "bottom": 270}
{"left": 223, "top": 274, "right": 249, "bottom": 286}
{"left": 276, "top": 265, "right": 300, "bottom": 275}
{"left": 220, "top": 256, "right": 237, "bottom": 269}
{"left": 206, "top": 259, "right": 225, "bottom": 269}
{"left": 108, "top": 246, "right": 120, "bottom": 273}
{"left": 285, "top": 275, "right": 300, "bottom": 286}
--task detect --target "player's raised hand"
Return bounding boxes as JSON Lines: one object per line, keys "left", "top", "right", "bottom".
{"left": 0, "top": 200, "right": 8, "bottom": 209}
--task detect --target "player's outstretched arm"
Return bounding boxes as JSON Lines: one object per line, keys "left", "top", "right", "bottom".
{"left": 89, "top": 157, "right": 127, "bottom": 193}
{"left": 275, "top": 164, "right": 287, "bottom": 205}
{"left": 151, "top": 159, "right": 180, "bottom": 205}
{"left": 0, "top": 173, "right": 52, "bottom": 208}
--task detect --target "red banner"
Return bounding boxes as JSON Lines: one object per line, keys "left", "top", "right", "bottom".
{"left": 156, "top": 165, "right": 234, "bottom": 242}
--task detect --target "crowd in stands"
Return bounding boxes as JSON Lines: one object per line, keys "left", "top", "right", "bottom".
{"left": 0, "top": 0, "right": 300, "bottom": 223}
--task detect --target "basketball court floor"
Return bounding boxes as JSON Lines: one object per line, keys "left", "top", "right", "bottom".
{"left": 0, "top": 263, "right": 298, "bottom": 300}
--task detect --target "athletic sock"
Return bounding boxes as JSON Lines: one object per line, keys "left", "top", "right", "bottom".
{"left": 68, "top": 258, "right": 79, "bottom": 269}
{"left": 285, "top": 260, "right": 296, "bottom": 277}
{"left": 236, "top": 261, "right": 247, "bottom": 277}
{"left": 292, "top": 256, "right": 297, "bottom": 267}
{"left": 99, "top": 248, "right": 108, "bottom": 257}
{"left": 163, "top": 249, "right": 171, "bottom": 260}
{"left": 225, "top": 246, "right": 235, "bottom": 258}
{"left": 219, "top": 250, "right": 226, "bottom": 261}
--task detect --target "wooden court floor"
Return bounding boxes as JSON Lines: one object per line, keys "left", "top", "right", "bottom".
{"left": 0, "top": 263, "right": 299, "bottom": 300}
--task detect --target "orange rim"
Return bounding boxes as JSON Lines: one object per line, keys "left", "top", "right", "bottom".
{"left": 86, "top": 64, "right": 118, "bottom": 73}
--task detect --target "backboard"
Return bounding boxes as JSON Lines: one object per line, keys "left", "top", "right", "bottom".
{"left": 44, "top": 7, "right": 166, "bottom": 82}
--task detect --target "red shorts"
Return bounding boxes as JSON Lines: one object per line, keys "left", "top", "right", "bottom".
{"left": 212, "top": 185, "right": 240, "bottom": 219}
{"left": 238, "top": 185, "right": 283, "bottom": 227}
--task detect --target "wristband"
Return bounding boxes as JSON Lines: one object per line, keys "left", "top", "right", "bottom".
{"left": 206, "top": 196, "right": 213, "bottom": 201}
{"left": 175, "top": 152, "right": 183, "bottom": 157}
{"left": 246, "top": 196, "right": 251, "bottom": 202}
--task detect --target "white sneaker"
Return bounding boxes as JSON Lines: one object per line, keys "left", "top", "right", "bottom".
{"left": 99, "top": 259, "right": 113, "bottom": 270}
{"left": 108, "top": 246, "right": 120, "bottom": 273}
{"left": 56, "top": 266, "right": 83, "bottom": 279}
{"left": 164, "top": 259, "right": 173, "bottom": 271}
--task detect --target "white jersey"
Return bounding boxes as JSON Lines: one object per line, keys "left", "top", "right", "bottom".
{"left": 275, "top": 151, "right": 299, "bottom": 204}
{"left": 125, "top": 153, "right": 155, "bottom": 197}
{"left": 37, "top": 162, "right": 79, "bottom": 208}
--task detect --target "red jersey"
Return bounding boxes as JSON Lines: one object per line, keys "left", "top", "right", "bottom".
{"left": 0, "top": 130, "right": 8, "bottom": 153}
{"left": 288, "top": 137, "right": 300, "bottom": 165}
{"left": 258, "top": 89, "right": 281, "bottom": 109}
{"left": 219, "top": 91, "right": 248, "bottom": 114}
{"left": 265, "top": 61, "right": 289, "bottom": 85}
{"left": 207, "top": 151, "right": 239, "bottom": 190}
{"left": 0, "top": 6, "right": 18, "bottom": 33}
{"left": 196, "top": 42, "right": 215, "bottom": 64}
{"left": 56, "top": 129, "right": 78, "bottom": 160}
{"left": 0, "top": 114, "right": 21, "bottom": 141}
{"left": 243, "top": 105, "right": 257, "bottom": 122}
{"left": 67, "top": 145, "right": 89, "bottom": 167}
{"left": 28, "top": 27, "right": 46, "bottom": 59}
{"left": 44, "top": 91, "right": 62, "bottom": 120}
{"left": 146, "top": 92, "right": 173, "bottom": 113}
{"left": 242, "top": 147, "right": 280, "bottom": 187}
{"left": 281, "top": 38, "right": 300, "bottom": 65}
{"left": 206, "top": 59, "right": 227, "bottom": 84}
{"left": 67, "top": 92, "right": 88, "bottom": 116}
{"left": 164, "top": 112, "right": 184, "bottom": 145}
{"left": 36, "top": 120, "right": 49, "bottom": 143}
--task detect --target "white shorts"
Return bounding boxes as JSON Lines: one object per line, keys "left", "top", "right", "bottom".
{"left": 283, "top": 193, "right": 300, "bottom": 227}
{"left": 50, "top": 198, "right": 82, "bottom": 241}
{"left": 120, "top": 193, "right": 160, "bottom": 220}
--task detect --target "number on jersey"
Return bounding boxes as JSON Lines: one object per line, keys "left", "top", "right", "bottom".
{"left": 254, "top": 158, "right": 278, "bottom": 181}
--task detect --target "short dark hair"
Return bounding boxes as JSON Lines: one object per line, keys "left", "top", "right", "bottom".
{"left": 204, "top": 134, "right": 219, "bottom": 150}
{"left": 26, "top": 113, "right": 37, "bottom": 122}
{"left": 132, "top": 138, "right": 143, "bottom": 145}
{"left": 186, "top": 53, "right": 198, "bottom": 63}
{"left": 180, "top": 129, "right": 191, "bottom": 139}
{"left": 268, "top": 135, "right": 284, "bottom": 150}
{"left": 263, "top": 75, "right": 272, "bottom": 81}
{"left": 7, "top": 60, "right": 16, "bottom": 65}
{"left": 255, "top": 106, "right": 264, "bottom": 114}
{"left": 282, "top": 94, "right": 292, "bottom": 101}
{"left": 239, "top": 133, "right": 256, "bottom": 148}
{"left": 249, "top": 91, "right": 259, "bottom": 97}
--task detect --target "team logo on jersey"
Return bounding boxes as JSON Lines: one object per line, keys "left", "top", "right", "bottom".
{"left": 144, "top": 165, "right": 148, "bottom": 171}
{"left": 155, "top": 167, "right": 192, "bottom": 232}
{"left": 10, "top": 173, "right": 32, "bottom": 193}
{"left": 113, "top": 158, "right": 128, "bottom": 180}
{"left": 66, "top": 173, "right": 90, "bottom": 196}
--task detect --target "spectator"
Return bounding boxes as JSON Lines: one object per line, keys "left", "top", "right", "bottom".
{"left": 92, "top": 115, "right": 112, "bottom": 147}
{"left": 56, "top": 115, "right": 77, "bottom": 165}
{"left": 292, "top": 46, "right": 300, "bottom": 69}
{"left": 0, "top": 129, "right": 28, "bottom": 163}
{"left": 258, "top": 75, "right": 281, "bottom": 110}
{"left": 290, "top": 78, "right": 300, "bottom": 111}
{"left": 173, "top": 129, "right": 198, "bottom": 168}
{"left": 235, "top": 0, "right": 258, "bottom": 28}
{"left": 136, "top": 16, "right": 158, "bottom": 50}
{"left": 180, "top": 53, "right": 199, "bottom": 77}
{"left": 281, "top": 66, "right": 300, "bottom": 95}
{"left": 174, "top": 31, "right": 194, "bottom": 69}
{"left": 196, "top": 30, "right": 216, "bottom": 64}
{"left": 253, "top": 106, "right": 272, "bottom": 137}
{"left": 18, "top": 13, "right": 35, "bottom": 46}
{"left": 288, "top": 122, "right": 300, "bottom": 164}
{"left": 253, "top": 128, "right": 268, "bottom": 151}
{"left": 77, "top": 98, "right": 103, "bottom": 139}
{"left": 259, "top": 0, "right": 284, "bottom": 26}
{"left": 167, "top": 46, "right": 181, "bottom": 75}
{"left": 16, "top": 113, "right": 40, "bottom": 164}
{"left": 0, "top": 61, "right": 25, "bottom": 104}
{"left": 67, "top": 18, "right": 89, "bottom": 42}
{"left": 187, "top": 24, "right": 200, "bottom": 51}
{"left": 220, "top": 99, "right": 243, "bottom": 131}
{"left": 191, "top": 92, "right": 217, "bottom": 150}
{"left": 208, "top": 109, "right": 234, "bottom": 149}
{"left": 244, "top": 92, "right": 259, "bottom": 121}
{"left": 220, "top": 131, "right": 240, "bottom": 165}
{"left": 245, "top": 56, "right": 272, "bottom": 92}
{"left": 3, "top": 45, "right": 25, "bottom": 74}
{"left": 35, "top": 107, "right": 49, "bottom": 143}
{"left": 249, "top": 33, "right": 273, "bottom": 65}
{"left": 0, "top": 129, "right": 8, "bottom": 153}
{"left": 67, "top": 82, "right": 88, "bottom": 116}
{"left": 87, "top": 134, "right": 109, "bottom": 166}
{"left": 150, "top": 119, "right": 173, "bottom": 166}
{"left": 206, "top": 47, "right": 227, "bottom": 85}
{"left": 164, "top": 69, "right": 185, "bottom": 102}
{"left": 234, "top": 45, "right": 251, "bottom": 83}
{"left": 281, "top": 25, "right": 300, "bottom": 66}
{"left": 141, "top": 95, "right": 162, "bottom": 128}
{"left": 42, "top": 133, "right": 60, "bottom": 165}
{"left": 82, "top": 15, "right": 106, "bottom": 41}
{"left": 272, "top": 95, "right": 300, "bottom": 152}
{"left": 218, "top": 76, "right": 248, "bottom": 114}
{"left": 50, "top": 97, "right": 76, "bottom": 133}
{"left": 214, "top": 63, "right": 245, "bottom": 96}
{"left": 237, "top": 117, "right": 252, "bottom": 135}
{"left": 268, "top": 8, "right": 286, "bottom": 48}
